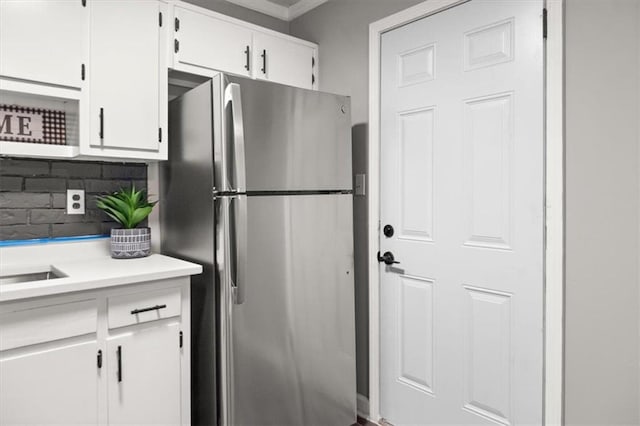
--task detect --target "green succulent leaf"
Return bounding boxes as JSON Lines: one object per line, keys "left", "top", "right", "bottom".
{"left": 95, "top": 185, "right": 157, "bottom": 229}
{"left": 97, "top": 204, "right": 129, "bottom": 227}
{"left": 130, "top": 206, "right": 153, "bottom": 228}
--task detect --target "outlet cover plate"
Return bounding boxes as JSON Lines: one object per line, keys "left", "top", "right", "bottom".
{"left": 355, "top": 174, "right": 366, "bottom": 196}
{"left": 67, "top": 189, "right": 85, "bottom": 215}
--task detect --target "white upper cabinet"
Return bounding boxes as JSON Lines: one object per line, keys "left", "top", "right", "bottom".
{"left": 170, "top": 2, "right": 318, "bottom": 90}
{"left": 253, "top": 32, "right": 316, "bottom": 90}
{"left": 0, "top": 0, "right": 318, "bottom": 162}
{"left": 0, "top": 0, "right": 88, "bottom": 89}
{"left": 86, "top": 0, "right": 167, "bottom": 160}
{"left": 174, "top": 6, "right": 253, "bottom": 78}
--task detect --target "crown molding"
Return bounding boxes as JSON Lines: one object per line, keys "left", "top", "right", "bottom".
{"left": 224, "top": 0, "right": 328, "bottom": 21}
{"left": 288, "top": 0, "right": 328, "bottom": 20}
{"left": 224, "top": 0, "right": 289, "bottom": 20}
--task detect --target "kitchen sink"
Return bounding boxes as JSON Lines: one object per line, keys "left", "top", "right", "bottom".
{"left": 0, "top": 268, "right": 67, "bottom": 285}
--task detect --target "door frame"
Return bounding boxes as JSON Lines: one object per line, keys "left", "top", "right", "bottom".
{"left": 367, "top": 0, "right": 565, "bottom": 424}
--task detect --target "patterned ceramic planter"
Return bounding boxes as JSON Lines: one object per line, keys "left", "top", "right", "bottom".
{"left": 110, "top": 227, "right": 151, "bottom": 259}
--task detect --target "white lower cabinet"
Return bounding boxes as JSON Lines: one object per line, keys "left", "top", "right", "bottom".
{"left": 0, "top": 340, "right": 99, "bottom": 425}
{"left": 0, "top": 277, "right": 190, "bottom": 426}
{"left": 107, "top": 323, "right": 182, "bottom": 425}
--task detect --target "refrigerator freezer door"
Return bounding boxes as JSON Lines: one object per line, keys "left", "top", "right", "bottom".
{"left": 225, "top": 76, "right": 352, "bottom": 192}
{"left": 224, "top": 194, "right": 356, "bottom": 426}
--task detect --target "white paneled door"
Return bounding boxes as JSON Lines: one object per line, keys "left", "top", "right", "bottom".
{"left": 379, "top": 1, "right": 544, "bottom": 425}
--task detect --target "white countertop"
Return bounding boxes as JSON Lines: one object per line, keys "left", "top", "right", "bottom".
{"left": 0, "top": 239, "right": 203, "bottom": 302}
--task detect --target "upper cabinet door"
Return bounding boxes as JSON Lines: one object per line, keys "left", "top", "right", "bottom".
{"left": 253, "top": 32, "right": 316, "bottom": 90}
{"left": 174, "top": 6, "right": 252, "bottom": 78}
{"left": 0, "top": 0, "right": 88, "bottom": 88}
{"left": 89, "top": 0, "right": 161, "bottom": 153}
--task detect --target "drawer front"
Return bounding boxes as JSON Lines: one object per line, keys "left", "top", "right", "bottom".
{"left": 108, "top": 287, "right": 181, "bottom": 329}
{"left": 0, "top": 300, "right": 97, "bottom": 351}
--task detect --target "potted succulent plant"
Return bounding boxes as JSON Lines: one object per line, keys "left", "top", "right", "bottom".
{"left": 96, "top": 185, "right": 157, "bottom": 259}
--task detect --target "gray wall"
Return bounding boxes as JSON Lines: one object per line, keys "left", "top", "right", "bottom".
{"left": 565, "top": 0, "right": 640, "bottom": 424}
{"left": 0, "top": 158, "right": 147, "bottom": 241}
{"left": 183, "top": 0, "right": 289, "bottom": 33}
{"left": 290, "top": 0, "right": 426, "bottom": 399}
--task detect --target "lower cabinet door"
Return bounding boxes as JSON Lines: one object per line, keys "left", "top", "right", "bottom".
{"left": 107, "top": 322, "right": 182, "bottom": 425}
{"left": 0, "top": 340, "right": 99, "bottom": 425}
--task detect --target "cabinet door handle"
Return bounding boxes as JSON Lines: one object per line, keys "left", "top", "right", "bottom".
{"left": 261, "top": 49, "right": 267, "bottom": 74}
{"left": 117, "top": 345, "right": 122, "bottom": 382}
{"left": 130, "top": 304, "right": 167, "bottom": 315}
{"left": 99, "top": 108, "right": 104, "bottom": 139}
{"left": 244, "top": 46, "right": 250, "bottom": 71}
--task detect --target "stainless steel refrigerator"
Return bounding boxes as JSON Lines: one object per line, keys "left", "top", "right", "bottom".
{"left": 160, "top": 73, "right": 356, "bottom": 426}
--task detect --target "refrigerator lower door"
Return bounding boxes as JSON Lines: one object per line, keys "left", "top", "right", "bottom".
{"left": 222, "top": 193, "right": 356, "bottom": 426}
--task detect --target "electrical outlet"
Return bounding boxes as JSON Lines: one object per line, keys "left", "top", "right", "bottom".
{"left": 67, "top": 189, "right": 85, "bottom": 215}
{"left": 355, "top": 174, "right": 366, "bottom": 196}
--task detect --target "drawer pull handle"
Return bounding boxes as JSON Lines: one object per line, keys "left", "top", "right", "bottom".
{"left": 99, "top": 107, "right": 104, "bottom": 139}
{"left": 130, "top": 304, "right": 167, "bottom": 315}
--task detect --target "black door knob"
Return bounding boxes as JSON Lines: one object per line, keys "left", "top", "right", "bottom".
{"left": 377, "top": 251, "right": 400, "bottom": 266}
{"left": 383, "top": 224, "right": 394, "bottom": 238}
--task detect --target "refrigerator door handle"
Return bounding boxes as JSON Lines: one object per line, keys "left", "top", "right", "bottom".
{"left": 224, "top": 83, "right": 247, "bottom": 193}
{"left": 231, "top": 194, "right": 248, "bottom": 305}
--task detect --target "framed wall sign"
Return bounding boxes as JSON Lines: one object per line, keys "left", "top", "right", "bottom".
{"left": 0, "top": 104, "right": 66, "bottom": 145}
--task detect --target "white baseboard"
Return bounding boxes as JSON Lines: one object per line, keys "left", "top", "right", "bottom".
{"left": 357, "top": 393, "right": 370, "bottom": 419}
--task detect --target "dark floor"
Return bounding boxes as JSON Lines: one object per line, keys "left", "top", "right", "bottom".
{"left": 353, "top": 416, "right": 377, "bottom": 426}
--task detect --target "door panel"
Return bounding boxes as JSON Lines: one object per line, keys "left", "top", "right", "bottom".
{"left": 398, "top": 107, "right": 435, "bottom": 242}
{"left": 380, "top": 1, "right": 544, "bottom": 425}
{"left": 397, "top": 275, "right": 435, "bottom": 395}
{"left": 463, "top": 93, "right": 513, "bottom": 250}
{"left": 226, "top": 76, "right": 351, "bottom": 191}
{"left": 462, "top": 286, "right": 512, "bottom": 424}
{"left": 226, "top": 194, "right": 355, "bottom": 426}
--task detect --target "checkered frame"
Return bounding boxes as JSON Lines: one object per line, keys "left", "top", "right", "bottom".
{"left": 0, "top": 104, "right": 67, "bottom": 145}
